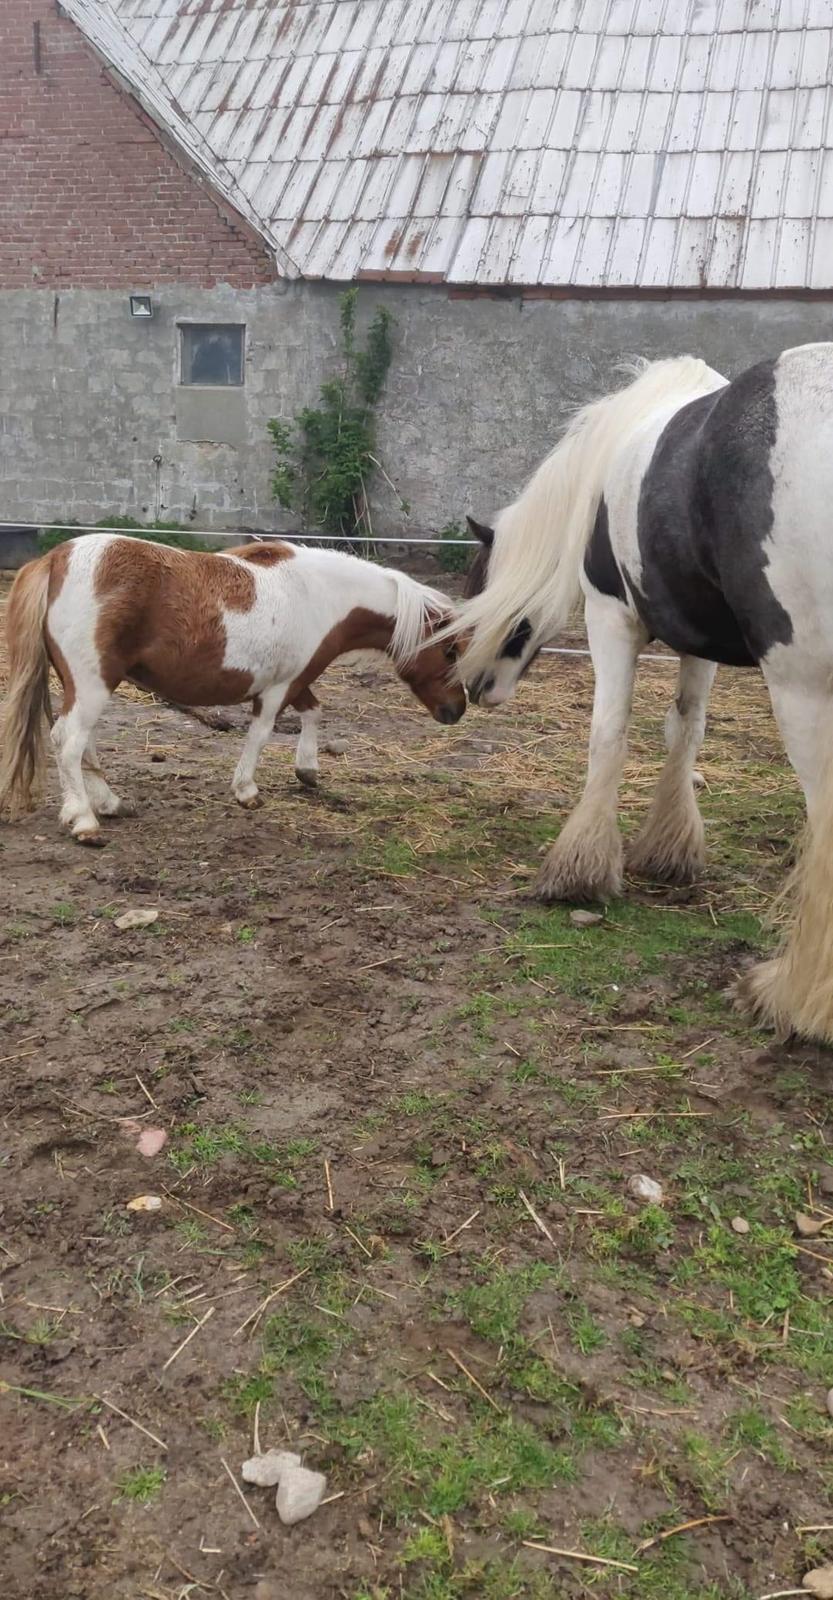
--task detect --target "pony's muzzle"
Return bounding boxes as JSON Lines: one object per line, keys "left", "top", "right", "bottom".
{"left": 435, "top": 701, "right": 465, "bottom": 725}
{"left": 467, "top": 673, "right": 494, "bottom": 706}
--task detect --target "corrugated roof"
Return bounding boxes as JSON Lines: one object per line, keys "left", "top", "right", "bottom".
{"left": 64, "top": 0, "right": 833, "bottom": 289}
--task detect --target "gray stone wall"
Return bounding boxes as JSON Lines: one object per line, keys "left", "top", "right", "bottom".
{"left": 1, "top": 281, "right": 832, "bottom": 535}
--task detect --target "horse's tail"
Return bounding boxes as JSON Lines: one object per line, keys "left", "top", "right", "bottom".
{"left": 0, "top": 554, "right": 54, "bottom": 821}
{"left": 738, "top": 752, "right": 833, "bottom": 1043}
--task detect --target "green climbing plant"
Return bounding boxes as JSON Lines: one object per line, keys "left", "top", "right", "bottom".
{"left": 268, "top": 289, "right": 396, "bottom": 549}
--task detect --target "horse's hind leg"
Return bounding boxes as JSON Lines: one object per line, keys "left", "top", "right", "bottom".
{"left": 292, "top": 688, "right": 321, "bottom": 789}
{"left": 82, "top": 735, "right": 134, "bottom": 818}
{"left": 536, "top": 591, "right": 646, "bottom": 903}
{"left": 52, "top": 685, "right": 113, "bottom": 844}
{"left": 627, "top": 655, "right": 716, "bottom": 884}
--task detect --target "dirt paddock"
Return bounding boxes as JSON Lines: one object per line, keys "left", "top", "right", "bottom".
{"left": 2, "top": 572, "right": 832, "bottom": 1600}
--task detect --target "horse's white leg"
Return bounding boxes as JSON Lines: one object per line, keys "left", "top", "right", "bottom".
{"left": 233, "top": 684, "right": 288, "bottom": 808}
{"left": 627, "top": 655, "right": 716, "bottom": 883}
{"left": 51, "top": 688, "right": 113, "bottom": 845}
{"left": 536, "top": 592, "right": 646, "bottom": 902}
{"left": 82, "top": 735, "right": 134, "bottom": 818}
{"left": 292, "top": 689, "right": 321, "bottom": 789}
{"left": 736, "top": 666, "right": 833, "bottom": 1041}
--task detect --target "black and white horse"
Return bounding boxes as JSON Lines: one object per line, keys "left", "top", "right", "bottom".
{"left": 456, "top": 343, "right": 833, "bottom": 1046}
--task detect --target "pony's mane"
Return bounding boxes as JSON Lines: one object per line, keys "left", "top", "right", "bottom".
{"left": 454, "top": 355, "right": 727, "bottom": 677}
{"left": 389, "top": 570, "right": 453, "bottom": 665}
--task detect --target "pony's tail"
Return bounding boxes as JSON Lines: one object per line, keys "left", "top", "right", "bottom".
{"left": 737, "top": 753, "right": 833, "bottom": 1043}
{"left": 0, "top": 555, "right": 53, "bottom": 821}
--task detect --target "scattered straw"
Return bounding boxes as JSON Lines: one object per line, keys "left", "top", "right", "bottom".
{"left": 522, "top": 1540, "right": 638, "bottom": 1573}
{"left": 94, "top": 1394, "right": 168, "bottom": 1452}
{"left": 161, "top": 1188, "right": 234, "bottom": 1232}
{"left": 446, "top": 1348, "right": 502, "bottom": 1413}
{"left": 324, "top": 1159, "right": 334, "bottom": 1212}
{"left": 219, "top": 1457, "right": 261, "bottom": 1531}
{"left": 636, "top": 1514, "right": 731, "bottom": 1552}
{"left": 234, "top": 1268, "right": 310, "bottom": 1338}
{"left": 518, "top": 1189, "right": 558, "bottom": 1247}
{"left": 161, "top": 1305, "right": 215, "bottom": 1373}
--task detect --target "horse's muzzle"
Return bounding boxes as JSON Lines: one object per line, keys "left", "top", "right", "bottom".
{"left": 435, "top": 701, "right": 465, "bottom": 725}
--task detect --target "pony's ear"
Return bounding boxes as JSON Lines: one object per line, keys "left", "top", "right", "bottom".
{"left": 466, "top": 515, "right": 494, "bottom": 549}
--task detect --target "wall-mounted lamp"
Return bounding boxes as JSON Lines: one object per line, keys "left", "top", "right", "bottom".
{"left": 129, "top": 294, "right": 153, "bottom": 318}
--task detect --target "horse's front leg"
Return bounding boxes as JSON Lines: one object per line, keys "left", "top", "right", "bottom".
{"left": 291, "top": 687, "right": 321, "bottom": 788}
{"left": 627, "top": 655, "right": 716, "bottom": 883}
{"left": 232, "top": 684, "right": 288, "bottom": 808}
{"left": 536, "top": 591, "right": 646, "bottom": 903}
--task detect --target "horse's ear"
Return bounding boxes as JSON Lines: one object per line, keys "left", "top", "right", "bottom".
{"left": 466, "top": 515, "right": 494, "bottom": 549}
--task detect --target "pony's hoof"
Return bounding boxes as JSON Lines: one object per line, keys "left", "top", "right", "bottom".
{"left": 74, "top": 829, "right": 105, "bottom": 848}
{"left": 237, "top": 793, "right": 263, "bottom": 810}
{"left": 625, "top": 842, "right": 701, "bottom": 886}
{"left": 732, "top": 957, "right": 789, "bottom": 1034}
{"left": 295, "top": 768, "right": 319, "bottom": 789}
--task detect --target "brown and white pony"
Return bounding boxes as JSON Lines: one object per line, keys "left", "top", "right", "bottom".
{"left": 0, "top": 534, "right": 465, "bottom": 844}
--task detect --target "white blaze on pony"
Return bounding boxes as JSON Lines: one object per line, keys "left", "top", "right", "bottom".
{"left": 0, "top": 535, "right": 465, "bottom": 843}
{"left": 455, "top": 343, "right": 833, "bottom": 1047}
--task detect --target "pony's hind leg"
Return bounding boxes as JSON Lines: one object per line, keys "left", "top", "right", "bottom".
{"left": 82, "top": 735, "right": 134, "bottom": 818}
{"left": 233, "top": 683, "right": 288, "bottom": 807}
{"left": 627, "top": 655, "right": 716, "bottom": 884}
{"left": 51, "top": 687, "right": 113, "bottom": 844}
{"left": 736, "top": 671, "right": 833, "bottom": 1041}
{"left": 292, "top": 687, "right": 321, "bottom": 788}
{"left": 536, "top": 591, "right": 646, "bottom": 903}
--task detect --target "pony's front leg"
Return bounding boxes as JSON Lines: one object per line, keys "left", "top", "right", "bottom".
{"left": 627, "top": 655, "right": 716, "bottom": 883}
{"left": 536, "top": 592, "right": 645, "bottom": 903}
{"left": 291, "top": 687, "right": 321, "bottom": 788}
{"left": 232, "top": 684, "right": 288, "bottom": 808}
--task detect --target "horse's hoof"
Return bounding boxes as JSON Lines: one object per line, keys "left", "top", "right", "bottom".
{"left": 237, "top": 793, "right": 263, "bottom": 810}
{"left": 74, "top": 829, "right": 106, "bottom": 848}
{"left": 534, "top": 850, "right": 622, "bottom": 905}
{"left": 295, "top": 768, "right": 319, "bottom": 789}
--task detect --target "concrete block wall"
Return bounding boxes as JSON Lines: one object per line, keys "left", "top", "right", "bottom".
{"left": 2, "top": 280, "right": 833, "bottom": 536}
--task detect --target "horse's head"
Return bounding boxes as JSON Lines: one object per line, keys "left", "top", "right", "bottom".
{"left": 461, "top": 514, "right": 540, "bottom": 708}
{"left": 398, "top": 611, "right": 467, "bottom": 726}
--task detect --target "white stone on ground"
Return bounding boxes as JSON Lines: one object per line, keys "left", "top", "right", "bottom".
{"left": 628, "top": 1174, "right": 664, "bottom": 1204}
{"left": 241, "top": 1450, "right": 301, "bottom": 1487}
{"left": 276, "top": 1465, "right": 327, "bottom": 1525}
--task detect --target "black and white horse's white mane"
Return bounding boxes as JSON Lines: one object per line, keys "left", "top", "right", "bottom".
{"left": 456, "top": 343, "right": 833, "bottom": 1049}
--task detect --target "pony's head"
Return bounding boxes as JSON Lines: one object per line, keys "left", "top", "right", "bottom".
{"left": 398, "top": 615, "right": 467, "bottom": 725}
{"left": 388, "top": 576, "right": 467, "bottom": 725}
{"left": 460, "top": 514, "right": 541, "bottom": 707}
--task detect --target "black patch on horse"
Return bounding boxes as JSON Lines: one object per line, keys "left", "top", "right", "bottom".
{"left": 632, "top": 357, "right": 793, "bottom": 667}
{"left": 501, "top": 617, "right": 532, "bottom": 658}
{"left": 584, "top": 497, "right": 626, "bottom": 603}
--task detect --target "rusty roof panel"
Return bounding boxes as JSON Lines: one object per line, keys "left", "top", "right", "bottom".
{"left": 65, "top": 0, "right": 833, "bottom": 289}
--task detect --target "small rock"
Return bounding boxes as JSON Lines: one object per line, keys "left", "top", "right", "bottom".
{"left": 628, "top": 1174, "right": 664, "bottom": 1205}
{"left": 254, "top": 1583, "right": 283, "bottom": 1600}
{"left": 114, "top": 908, "right": 159, "bottom": 931}
{"left": 819, "top": 1166, "right": 833, "bottom": 1197}
{"left": 276, "top": 1464, "right": 327, "bottom": 1525}
{"left": 241, "top": 1449, "right": 301, "bottom": 1487}
{"left": 137, "top": 1128, "right": 168, "bottom": 1158}
{"left": 357, "top": 1515, "right": 374, "bottom": 1540}
{"left": 570, "top": 909, "right": 603, "bottom": 928}
{"left": 126, "top": 1194, "right": 162, "bottom": 1212}
{"left": 628, "top": 1311, "right": 646, "bottom": 1327}
{"left": 795, "top": 1211, "right": 828, "bottom": 1238}
{"left": 730, "top": 1216, "right": 750, "bottom": 1234}
{"left": 804, "top": 1565, "right": 833, "bottom": 1598}
{"left": 826, "top": 1388, "right": 833, "bottom": 1421}
{"left": 324, "top": 738, "right": 349, "bottom": 755}
{"left": 150, "top": 752, "right": 166, "bottom": 763}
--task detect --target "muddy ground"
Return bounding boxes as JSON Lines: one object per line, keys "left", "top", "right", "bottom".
{"left": 2, "top": 574, "right": 833, "bottom": 1600}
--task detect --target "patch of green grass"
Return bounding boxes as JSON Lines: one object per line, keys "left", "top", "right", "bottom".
{"left": 566, "top": 1304, "right": 607, "bottom": 1356}
{"left": 237, "top": 925, "right": 255, "bottom": 944}
{"left": 51, "top": 901, "right": 78, "bottom": 927}
{"left": 454, "top": 1264, "right": 557, "bottom": 1344}
{"left": 726, "top": 1405, "right": 795, "bottom": 1469}
{"left": 168, "top": 1121, "right": 314, "bottom": 1185}
{"left": 115, "top": 1465, "right": 166, "bottom": 1504}
{"left": 673, "top": 1220, "right": 799, "bottom": 1323}
{"left": 507, "top": 900, "right": 761, "bottom": 1009}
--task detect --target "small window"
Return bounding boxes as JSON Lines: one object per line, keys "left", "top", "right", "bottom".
{"left": 180, "top": 323, "right": 244, "bottom": 386}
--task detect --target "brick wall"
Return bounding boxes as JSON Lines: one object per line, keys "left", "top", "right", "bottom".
{"left": 0, "top": 0, "right": 276, "bottom": 289}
